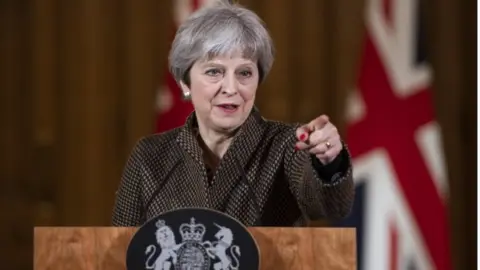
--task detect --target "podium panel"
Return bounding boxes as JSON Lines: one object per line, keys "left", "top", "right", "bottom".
{"left": 34, "top": 227, "right": 356, "bottom": 270}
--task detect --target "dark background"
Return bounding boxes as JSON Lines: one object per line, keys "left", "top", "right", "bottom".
{"left": 1, "top": 0, "right": 476, "bottom": 269}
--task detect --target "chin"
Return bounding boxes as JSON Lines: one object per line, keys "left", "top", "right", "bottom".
{"left": 210, "top": 109, "right": 250, "bottom": 132}
{"left": 217, "top": 123, "right": 241, "bottom": 132}
{"left": 214, "top": 119, "right": 243, "bottom": 132}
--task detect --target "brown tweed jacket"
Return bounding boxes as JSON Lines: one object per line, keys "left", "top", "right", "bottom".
{"left": 112, "top": 108, "right": 354, "bottom": 227}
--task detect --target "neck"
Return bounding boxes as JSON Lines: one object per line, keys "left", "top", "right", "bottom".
{"left": 197, "top": 124, "right": 235, "bottom": 159}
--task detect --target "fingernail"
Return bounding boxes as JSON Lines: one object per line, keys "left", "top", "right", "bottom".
{"left": 294, "top": 145, "right": 299, "bottom": 151}
{"left": 299, "top": 134, "right": 306, "bottom": 141}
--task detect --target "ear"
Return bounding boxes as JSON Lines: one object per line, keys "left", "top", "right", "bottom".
{"left": 179, "top": 81, "right": 191, "bottom": 97}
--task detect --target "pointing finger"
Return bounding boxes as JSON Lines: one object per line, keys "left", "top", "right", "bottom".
{"left": 307, "top": 115, "right": 329, "bottom": 131}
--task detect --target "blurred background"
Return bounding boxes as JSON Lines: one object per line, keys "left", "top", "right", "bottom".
{"left": 1, "top": 0, "right": 476, "bottom": 269}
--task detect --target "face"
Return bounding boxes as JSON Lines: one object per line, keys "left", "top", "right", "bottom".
{"left": 180, "top": 52, "right": 259, "bottom": 133}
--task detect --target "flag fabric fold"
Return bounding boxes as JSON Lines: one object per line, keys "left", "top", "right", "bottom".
{"left": 336, "top": 0, "right": 451, "bottom": 269}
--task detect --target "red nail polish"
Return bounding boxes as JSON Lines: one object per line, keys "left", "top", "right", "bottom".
{"left": 299, "top": 134, "right": 306, "bottom": 141}
{"left": 294, "top": 145, "right": 298, "bottom": 151}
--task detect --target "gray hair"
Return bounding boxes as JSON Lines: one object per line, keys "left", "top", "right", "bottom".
{"left": 168, "top": 0, "right": 275, "bottom": 86}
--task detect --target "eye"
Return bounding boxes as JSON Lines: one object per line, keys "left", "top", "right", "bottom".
{"left": 205, "top": 68, "right": 222, "bottom": 76}
{"left": 238, "top": 70, "right": 252, "bottom": 77}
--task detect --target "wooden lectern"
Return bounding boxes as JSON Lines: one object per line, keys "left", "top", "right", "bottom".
{"left": 34, "top": 227, "right": 356, "bottom": 269}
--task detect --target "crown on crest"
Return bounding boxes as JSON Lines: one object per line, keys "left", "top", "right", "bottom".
{"left": 179, "top": 217, "right": 206, "bottom": 242}
{"left": 155, "top": 219, "right": 166, "bottom": 228}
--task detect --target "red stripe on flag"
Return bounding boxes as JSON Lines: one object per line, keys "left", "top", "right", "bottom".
{"left": 347, "top": 35, "right": 451, "bottom": 270}
{"left": 383, "top": 0, "right": 393, "bottom": 26}
{"left": 155, "top": 0, "right": 204, "bottom": 133}
{"left": 192, "top": 0, "right": 201, "bottom": 9}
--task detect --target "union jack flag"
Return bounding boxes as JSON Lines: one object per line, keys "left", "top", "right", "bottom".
{"left": 335, "top": 0, "right": 451, "bottom": 269}
{"left": 155, "top": 0, "right": 216, "bottom": 133}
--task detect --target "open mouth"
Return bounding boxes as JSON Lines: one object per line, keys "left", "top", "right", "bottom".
{"left": 218, "top": 104, "right": 238, "bottom": 109}
{"left": 217, "top": 104, "right": 239, "bottom": 112}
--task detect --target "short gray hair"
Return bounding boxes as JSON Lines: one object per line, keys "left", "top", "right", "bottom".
{"left": 168, "top": 0, "right": 275, "bottom": 86}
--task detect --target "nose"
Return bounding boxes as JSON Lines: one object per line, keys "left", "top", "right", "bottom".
{"left": 221, "top": 72, "right": 237, "bottom": 95}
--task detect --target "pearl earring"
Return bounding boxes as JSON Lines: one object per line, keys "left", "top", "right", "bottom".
{"left": 182, "top": 91, "right": 191, "bottom": 100}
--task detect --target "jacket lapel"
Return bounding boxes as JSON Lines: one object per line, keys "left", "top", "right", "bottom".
{"left": 207, "top": 108, "right": 266, "bottom": 212}
{"left": 175, "top": 113, "right": 210, "bottom": 206}
{"left": 176, "top": 113, "right": 204, "bottom": 164}
{"left": 175, "top": 108, "right": 267, "bottom": 218}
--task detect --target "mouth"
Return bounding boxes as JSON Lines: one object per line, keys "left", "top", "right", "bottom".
{"left": 216, "top": 103, "right": 239, "bottom": 113}
{"left": 217, "top": 103, "right": 239, "bottom": 109}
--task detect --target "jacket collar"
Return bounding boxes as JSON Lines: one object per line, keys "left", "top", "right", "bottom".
{"left": 176, "top": 107, "right": 267, "bottom": 213}
{"left": 176, "top": 106, "right": 267, "bottom": 170}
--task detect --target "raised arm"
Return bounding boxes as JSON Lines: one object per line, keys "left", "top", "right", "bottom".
{"left": 283, "top": 116, "right": 355, "bottom": 221}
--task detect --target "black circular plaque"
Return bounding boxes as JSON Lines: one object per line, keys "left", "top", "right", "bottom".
{"left": 126, "top": 207, "right": 260, "bottom": 270}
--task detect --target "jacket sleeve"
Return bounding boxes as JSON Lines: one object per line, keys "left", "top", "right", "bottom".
{"left": 283, "top": 129, "right": 355, "bottom": 221}
{"left": 111, "top": 139, "right": 146, "bottom": 226}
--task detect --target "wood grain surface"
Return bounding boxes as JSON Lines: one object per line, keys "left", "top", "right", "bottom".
{"left": 34, "top": 227, "right": 355, "bottom": 270}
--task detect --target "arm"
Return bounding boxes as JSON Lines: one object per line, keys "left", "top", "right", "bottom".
{"left": 284, "top": 129, "right": 355, "bottom": 220}
{"left": 111, "top": 139, "right": 146, "bottom": 226}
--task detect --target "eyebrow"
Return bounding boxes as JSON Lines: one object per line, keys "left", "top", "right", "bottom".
{"left": 201, "top": 62, "right": 255, "bottom": 69}
{"left": 201, "top": 62, "right": 223, "bottom": 68}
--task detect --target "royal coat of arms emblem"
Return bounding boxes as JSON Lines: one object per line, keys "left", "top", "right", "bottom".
{"left": 126, "top": 208, "right": 259, "bottom": 270}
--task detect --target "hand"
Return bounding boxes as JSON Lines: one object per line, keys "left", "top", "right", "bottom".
{"left": 295, "top": 115, "right": 343, "bottom": 164}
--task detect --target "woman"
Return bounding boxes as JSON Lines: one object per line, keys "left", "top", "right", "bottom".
{"left": 112, "top": 0, "right": 354, "bottom": 227}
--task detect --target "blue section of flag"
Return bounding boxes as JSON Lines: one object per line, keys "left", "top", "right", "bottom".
{"left": 415, "top": 0, "right": 427, "bottom": 65}
{"left": 407, "top": 258, "right": 419, "bottom": 270}
{"left": 333, "top": 180, "right": 367, "bottom": 270}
